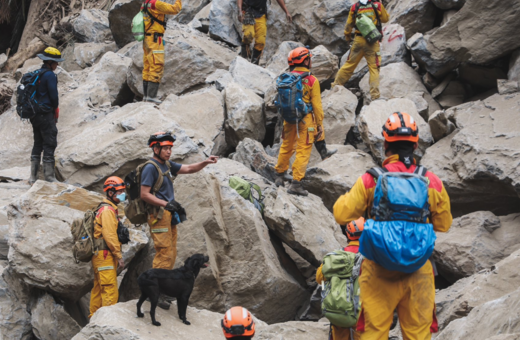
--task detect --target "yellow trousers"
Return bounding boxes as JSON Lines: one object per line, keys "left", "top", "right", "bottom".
{"left": 331, "top": 325, "right": 361, "bottom": 340}
{"left": 89, "top": 250, "right": 118, "bottom": 318}
{"left": 242, "top": 15, "right": 267, "bottom": 52}
{"left": 358, "top": 259, "right": 437, "bottom": 340}
{"left": 333, "top": 36, "right": 381, "bottom": 99}
{"left": 143, "top": 34, "right": 165, "bottom": 83}
{"left": 148, "top": 210, "right": 178, "bottom": 270}
{"left": 274, "top": 114, "right": 315, "bottom": 181}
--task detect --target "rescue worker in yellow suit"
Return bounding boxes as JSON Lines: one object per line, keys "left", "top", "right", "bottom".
{"left": 140, "top": 132, "right": 218, "bottom": 309}
{"left": 333, "top": 112, "right": 453, "bottom": 340}
{"left": 316, "top": 217, "right": 365, "bottom": 340}
{"left": 141, "top": 0, "right": 182, "bottom": 104}
{"left": 237, "top": 0, "right": 292, "bottom": 65}
{"left": 331, "top": 0, "right": 389, "bottom": 100}
{"left": 89, "top": 176, "right": 126, "bottom": 318}
{"left": 273, "top": 47, "right": 323, "bottom": 196}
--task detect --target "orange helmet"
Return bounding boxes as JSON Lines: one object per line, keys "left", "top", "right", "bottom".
{"left": 288, "top": 47, "right": 312, "bottom": 66}
{"left": 221, "top": 307, "right": 255, "bottom": 338}
{"left": 103, "top": 176, "right": 125, "bottom": 192}
{"left": 346, "top": 217, "right": 365, "bottom": 241}
{"left": 382, "top": 112, "right": 419, "bottom": 143}
{"left": 148, "top": 131, "right": 176, "bottom": 148}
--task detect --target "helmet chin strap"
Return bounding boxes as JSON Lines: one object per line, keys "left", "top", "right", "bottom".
{"left": 153, "top": 146, "right": 167, "bottom": 162}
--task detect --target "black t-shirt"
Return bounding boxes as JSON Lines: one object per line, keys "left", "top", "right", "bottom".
{"left": 141, "top": 159, "right": 182, "bottom": 202}
{"left": 244, "top": 0, "right": 267, "bottom": 17}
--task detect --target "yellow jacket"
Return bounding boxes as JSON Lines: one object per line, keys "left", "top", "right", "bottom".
{"left": 345, "top": 1, "right": 389, "bottom": 36}
{"left": 142, "top": 0, "right": 182, "bottom": 34}
{"left": 292, "top": 66, "right": 324, "bottom": 127}
{"left": 94, "top": 199, "right": 123, "bottom": 260}
{"left": 333, "top": 155, "right": 452, "bottom": 232}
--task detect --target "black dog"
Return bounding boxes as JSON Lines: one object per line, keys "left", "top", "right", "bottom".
{"left": 136, "top": 254, "right": 209, "bottom": 326}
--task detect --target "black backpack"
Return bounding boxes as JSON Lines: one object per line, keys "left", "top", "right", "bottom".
{"left": 16, "top": 69, "right": 51, "bottom": 120}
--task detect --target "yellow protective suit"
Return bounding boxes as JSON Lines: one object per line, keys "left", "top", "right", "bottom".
{"left": 332, "top": 2, "right": 389, "bottom": 99}
{"left": 142, "top": 0, "right": 182, "bottom": 83}
{"left": 274, "top": 67, "right": 324, "bottom": 181}
{"left": 242, "top": 14, "right": 267, "bottom": 54}
{"left": 89, "top": 199, "right": 122, "bottom": 318}
{"left": 333, "top": 155, "right": 452, "bottom": 340}
{"left": 148, "top": 210, "right": 178, "bottom": 270}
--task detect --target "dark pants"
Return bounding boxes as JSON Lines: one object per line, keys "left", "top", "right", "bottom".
{"left": 30, "top": 112, "right": 57, "bottom": 163}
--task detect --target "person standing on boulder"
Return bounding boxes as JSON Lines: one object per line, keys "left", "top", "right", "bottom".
{"left": 273, "top": 47, "right": 323, "bottom": 196}
{"left": 331, "top": 0, "right": 389, "bottom": 100}
{"left": 29, "top": 47, "right": 64, "bottom": 185}
{"left": 140, "top": 132, "right": 218, "bottom": 309}
{"left": 141, "top": 0, "right": 182, "bottom": 104}
{"left": 237, "top": 0, "right": 292, "bottom": 65}
{"left": 333, "top": 112, "right": 452, "bottom": 339}
{"left": 89, "top": 176, "right": 126, "bottom": 318}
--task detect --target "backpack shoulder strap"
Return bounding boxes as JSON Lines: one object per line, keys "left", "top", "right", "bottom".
{"left": 366, "top": 167, "right": 388, "bottom": 180}
{"left": 142, "top": 161, "right": 166, "bottom": 195}
{"left": 371, "top": 2, "right": 383, "bottom": 34}
{"left": 143, "top": 0, "right": 167, "bottom": 28}
{"left": 413, "top": 165, "right": 428, "bottom": 177}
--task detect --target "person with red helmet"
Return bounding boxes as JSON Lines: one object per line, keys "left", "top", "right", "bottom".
{"left": 316, "top": 217, "right": 365, "bottom": 340}
{"left": 333, "top": 112, "right": 452, "bottom": 339}
{"left": 221, "top": 306, "right": 256, "bottom": 339}
{"left": 89, "top": 176, "right": 127, "bottom": 318}
{"left": 140, "top": 131, "right": 218, "bottom": 309}
{"left": 273, "top": 47, "right": 324, "bottom": 196}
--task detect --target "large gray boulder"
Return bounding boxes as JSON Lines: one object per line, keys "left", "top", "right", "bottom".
{"left": 73, "top": 9, "right": 112, "bottom": 43}
{"left": 310, "top": 45, "right": 339, "bottom": 84}
{"left": 108, "top": 0, "right": 142, "bottom": 48}
{"left": 421, "top": 92, "right": 520, "bottom": 217}
{"left": 407, "top": 32, "right": 459, "bottom": 79}
{"left": 171, "top": 0, "right": 210, "bottom": 24}
{"left": 386, "top": 0, "right": 437, "bottom": 39}
{"left": 208, "top": 0, "right": 240, "bottom": 46}
{"left": 431, "top": 0, "right": 465, "bottom": 10}
{"left": 0, "top": 265, "right": 32, "bottom": 339}
{"left": 31, "top": 293, "right": 81, "bottom": 340}
{"left": 189, "top": 3, "right": 211, "bottom": 33}
{"left": 320, "top": 86, "right": 357, "bottom": 144}
{"left": 428, "top": 108, "right": 457, "bottom": 142}
{"left": 228, "top": 57, "right": 276, "bottom": 96}
{"left": 232, "top": 138, "right": 278, "bottom": 181}
{"left": 61, "top": 42, "right": 119, "bottom": 71}
{"left": 224, "top": 82, "right": 266, "bottom": 147}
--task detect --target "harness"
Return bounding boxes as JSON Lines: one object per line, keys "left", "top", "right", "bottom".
{"left": 143, "top": 0, "right": 167, "bottom": 33}
{"left": 144, "top": 160, "right": 177, "bottom": 222}
{"left": 353, "top": 1, "right": 383, "bottom": 38}
{"left": 93, "top": 203, "right": 118, "bottom": 251}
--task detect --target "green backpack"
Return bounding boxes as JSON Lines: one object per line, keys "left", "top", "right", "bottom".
{"left": 320, "top": 250, "right": 362, "bottom": 328}
{"left": 132, "top": 11, "right": 145, "bottom": 42}
{"left": 354, "top": 2, "right": 383, "bottom": 44}
{"left": 229, "top": 176, "right": 265, "bottom": 215}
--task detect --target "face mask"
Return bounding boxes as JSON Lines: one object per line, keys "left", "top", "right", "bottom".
{"left": 116, "top": 193, "right": 126, "bottom": 202}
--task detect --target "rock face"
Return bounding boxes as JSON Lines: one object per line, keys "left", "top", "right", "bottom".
{"left": 320, "top": 86, "right": 357, "bottom": 144}
{"left": 358, "top": 98, "right": 433, "bottom": 163}
{"left": 108, "top": 0, "right": 142, "bottom": 48}
{"left": 190, "top": 3, "right": 211, "bottom": 33}
{"left": 228, "top": 57, "right": 276, "bottom": 96}
{"left": 310, "top": 45, "right": 339, "bottom": 83}
{"left": 73, "top": 9, "right": 112, "bottom": 43}
{"left": 61, "top": 42, "right": 119, "bottom": 71}
{"left": 86, "top": 52, "right": 133, "bottom": 105}
{"left": 407, "top": 33, "right": 459, "bottom": 79}
{"left": 31, "top": 293, "right": 81, "bottom": 340}
{"left": 224, "top": 82, "right": 266, "bottom": 147}
{"left": 208, "top": 0, "right": 240, "bottom": 46}
{"left": 232, "top": 138, "right": 278, "bottom": 182}
{"left": 0, "top": 265, "right": 32, "bottom": 339}
{"left": 386, "top": 0, "right": 437, "bottom": 39}
{"left": 421, "top": 92, "right": 520, "bottom": 217}
{"left": 428, "top": 109, "right": 457, "bottom": 142}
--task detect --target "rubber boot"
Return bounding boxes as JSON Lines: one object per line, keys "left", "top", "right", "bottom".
{"left": 251, "top": 48, "right": 262, "bottom": 65}
{"left": 43, "top": 162, "right": 57, "bottom": 183}
{"left": 315, "top": 140, "right": 337, "bottom": 160}
{"left": 274, "top": 171, "right": 285, "bottom": 187}
{"left": 142, "top": 80, "right": 149, "bottom": 102}
{"left": 240, "top": 43, "right": 250, "bottom": 59}
{"left": 287, "top": 180, "right": 308, "bottom": 196}
{"left": 29, "top": 159, "right": 40, "bottom": 185}
{"left": 157, "top": 295, "right": 171, "bottom": 310}
{"left": 147, "top": 82, "right": 162, "bottom": 105}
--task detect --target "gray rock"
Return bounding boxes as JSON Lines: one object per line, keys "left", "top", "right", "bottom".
{"left": 0, "top": 265, "right": 32, "bottom": 340}
{"left": 405, "top": 91, "right": 429, "bottom": 121}
{"left": 386, "top": 0, "right": 437, "bottom": 39}
{"left": 73, "top": 9, "right": 112, "bottom": 43}
{"left": 431, "top": 0, "right": 465, "bottom": 10}
{"left": 208, "top": 0, "right": 241, "bottom": 46}
{"left": 171, "top": 0, "right": 210, "bottom": 24}
{"left": 228, "top": 56, "right": 276, "bottom": 96}
{"left": 232, "top": 138, "right": 278, "bottom": 182}
{"left": 428, "top": 109, "right": 457, "bottom": 142}
{"left": 436, "top": 80, "right": 467, "bottom": 109}
{"left": 108, "top": 0, "right": 142, "bottom": 48}
{"left": 86, "top": 52, "right": 133, "bottom": 105}
{"left": 509, "top": 49, "right": 520, "bottom": 82}
{"left": 310, "top": 45, "right": 339, "bottom": 84}
{"left": 266, "top": 41, "right": 304, "bottom": 75}
{"left": 497, "top": 79, "right": 520, "bottom": 95}
{"left": 321, "top": 86, "right": 357, "bottom": 144}
{"left": 61, "top": 42, "right": 119, "bottom": 71}
{"left": 189, "top": 2, "right": 211, "bottom": 33}
{"left": 0, "top": 54, "right": 7, "bottom": 70}
{"left": 459, "top": 63, "right": 507, "bottom": 90}
{"left": 31, "top": 293, "right": 81, "bottom": 340}
{"left": 440, "top": 9, "right": 458, "bottom": 26}
{"left": 407, "top": 32, "right": 459, "bottom": 79}
{"left": 205, "top": 69, "right": 233, "bottom": 91}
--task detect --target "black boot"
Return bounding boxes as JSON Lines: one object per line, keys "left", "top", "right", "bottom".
{"left": 287, "top": 180, "right": 308, "bottom": 196}
{"left": 29, "top": 158, "right": 40, "bottom": 185}
{"left": 42, "top": 162, "right": 57, "bottom": 183}
{"left": 142, "top": 80, "right": 149, "bottom": 102}
{"left": 251, "top": 48, "right": 262, "bottom": 65}
{"left": 240, "top": 43, "right": 250, "bottom": 59}
{"left": 274, "top": 171, "right": 285, "bottom": 187}
{"left": 315, "top": 140, "right": 338, "bottom": 160}
{"left": 147, "top": 82, "right": 162, "bottom": 104}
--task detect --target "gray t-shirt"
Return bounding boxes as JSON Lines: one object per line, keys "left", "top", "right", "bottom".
{"left": 141, "top": 159, "right": 182, "bottom": 202}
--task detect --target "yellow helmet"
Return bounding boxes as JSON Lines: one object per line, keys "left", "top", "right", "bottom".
{"left": 37, "top": 47, "right": 65, "bottom": 62}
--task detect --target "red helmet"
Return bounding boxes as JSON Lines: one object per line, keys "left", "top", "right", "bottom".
{"left": 288, "top": 47, "right": 312, "bottom": 66}
{"left": 382, "top": 112, "right": 419, "bottom": 143}
{"left": 148, "top": 131, "right": 176, "bottom": 148}
{"left": 221, "top": 307, "right": 255, "bottom": 338}
{"left": 346, "top": 217, "right": 365, "bottom": 241}
{"left": 103, "top": 176, "right": 125, "bottom": 192}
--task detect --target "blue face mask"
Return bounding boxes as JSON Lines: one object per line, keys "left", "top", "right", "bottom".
{"left": 116, "top": 193, "right": 126, "bottom": 202}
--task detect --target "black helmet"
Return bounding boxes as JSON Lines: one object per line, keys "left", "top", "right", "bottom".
{"left": 148, "top": 131, "right": 176, "bottom": 148}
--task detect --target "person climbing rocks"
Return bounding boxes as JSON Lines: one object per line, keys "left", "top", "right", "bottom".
{"left": 140, "top": 132, "right": 218, "bottom": 309}
{"left": 237, "top": 0, "right": 292, "bottom": 65}
{"left": 29, "top": 47, "right": 64, "bottom": 185}
{"left": 273, "top": 47, "right": 324, "bottom": 196}
{"left": 331, "top": 0, "right": 389, "bottom": 100}
{"left": 141, "top": 0, "right": 182, "bottom": 104}
{"left": 316, "top": 217, "right": 365, "bottom": 340}
{"left": 333, "top": 112, "right": 453, "bottom": 339}
{"left": 89, "top": 176, "right": 126, "bottom": 318}
{"left": 221, "top": 306, "right": 256, "bottom": 339}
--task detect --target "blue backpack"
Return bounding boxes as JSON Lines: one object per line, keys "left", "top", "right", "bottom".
{"left": 274, "top": 72, "right": 312, "bottom": 124}
{"left": 359, "top": 166, "right": 437, "bottom": 273}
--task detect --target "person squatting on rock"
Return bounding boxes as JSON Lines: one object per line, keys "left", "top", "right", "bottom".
{"left": 237, "top": 0, "right": 292, "bottom": 65}
{"left": 29, "top": 47, "right": 64, "bottom": 185}
{"left": 333, "top": 112, "right": 453, "bottom": 339}
{"left": 140, "top": 132, "right": 218, "bottom": 308}
{"left": 316, "top": 217, "right": 365, "bottom": 340}
{"left": 331, "top": 0, "right": 389, "bottom": 100}
{"left": 221, "top": 306, "right": 256, "bottom": 339}
{"left": 141, "top": 0, "right": 182, "bottom": 104}
{"left": 89, "top": 176, "right": 127, "bottom": 318}
{"left": 274, "top": 47, "right": 324, "bottom": 196}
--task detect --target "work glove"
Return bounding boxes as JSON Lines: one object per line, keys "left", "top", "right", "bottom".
{"left": 54, "top": 107, "right": 59, "bottom": 123}
{"left": 165, "top": 199, "right": 182, "bottom": 213}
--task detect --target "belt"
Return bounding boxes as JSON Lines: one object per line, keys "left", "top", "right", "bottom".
{"left": 355, "top": 33, "right": 363, "bottom": 37}
{"left": 93, "top": 238, "right": 109, "bottom": 251}
{"left": 145, "top": 33, "right": 164, "bottom": 37}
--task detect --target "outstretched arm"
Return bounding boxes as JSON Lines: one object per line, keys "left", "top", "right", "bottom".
{"left": 275, "top": 0, "right": 292, "bottom": 23}
{"left": 177, "top": 156, "right": 219, "bottom": 174}
{"left": 155, "top": 0, "right": 182, "bottom": 15}
{"left": 237, "top": 0, "right": 243, "bottom": 22}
